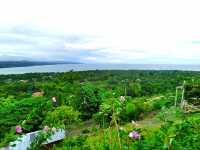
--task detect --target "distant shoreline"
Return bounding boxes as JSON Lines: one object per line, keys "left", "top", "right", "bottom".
{"left": 0, "top": 64, "right": 200, "bottom": 75}
{"left": 0, "top": 61, "right": 81, "bottom": 68}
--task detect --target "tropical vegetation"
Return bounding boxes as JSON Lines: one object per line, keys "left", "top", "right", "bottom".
{"left": 0, "top": 70, "right": 200, "bottom": 149}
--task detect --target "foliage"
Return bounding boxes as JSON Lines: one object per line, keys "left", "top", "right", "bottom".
{"left": 0, "top": 96, "right": 52, "bottom": 142}
{"left": 1, "top": 70, "right": 200, "bottom": 148}
{"left": 185, "top": 83, "right": 200, "bottom": 105}
{"left": 0, "top": 128, "right": 19, "bottom": 147}
{"left": 27, "top": 131, "right": 52, "bottom": 150}
{"left": 157, "top": 107, "right": 184, "bottom": 122}
{"left": 43, "top": 106, "right": 80, "bottom": 129}
{"left": 134, "top": 115, "right": 200, "bottom": 150}
{"left": 151, "top": 96, "right": 173, "bottom": 110}
{"left": 94, "top": 98, "right": 123, "bottom": 127}
{"left": 52, "top": 135, "right": 89, "bottom": 150}
{"left": 75, "top": 83, "right": 102, "bottom": 119}
{"left": 128, "top": 80, "right": 142, "bottom": 97}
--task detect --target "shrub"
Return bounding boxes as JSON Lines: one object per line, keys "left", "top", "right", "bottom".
{"left": 27, "top": 131, "right": 52, "bottom": 150}
{"left": 151, "top": 97, "right": 172, "bottom": 110}
{"left": 75, "top": 83, "right": 102, "bottom": 120}
{"left": 43, "top": 106, "right": 80, "bottom": 129}
{"left": 133, "top": 115, "right": 200, "bottom": 150}
{"left": 0, "top": 96, "right": 51, "bottom": 142}
{"left": 123, "top": 100, "right": 145, "bottom": 121}
{"left": 93, "top": 98, "right": 123, "bottom": 127}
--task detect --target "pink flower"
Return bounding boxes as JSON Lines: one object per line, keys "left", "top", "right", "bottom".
{"left": 129, "top": 131, "right": 140, "bottom": 139}
{"left": 16, "top": 125, "right": 22, "bottom": 134}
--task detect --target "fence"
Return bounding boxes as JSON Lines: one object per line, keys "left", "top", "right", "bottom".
{"left": 1, "top": 129, "right": 65, "bottom": 150}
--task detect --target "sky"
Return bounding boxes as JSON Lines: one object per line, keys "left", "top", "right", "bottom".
{"left": 0, "top": 0, "right": 200, "bottom": 64}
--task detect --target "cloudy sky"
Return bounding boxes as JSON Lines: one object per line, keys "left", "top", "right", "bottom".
{"left": 0, "top": 0, "right": 200, "bottom": 64}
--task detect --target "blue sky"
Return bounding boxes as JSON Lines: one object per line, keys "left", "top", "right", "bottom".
{"left": 0, "top": 0, "right": 200, "bottom": 64}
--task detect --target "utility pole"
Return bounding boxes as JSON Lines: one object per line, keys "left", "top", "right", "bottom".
{"left": 122, "top": 79, "right": 128, "bottom": 97}
{"left": 181, "top": 80, "right": 186, "bottom": 109}
{"left": 175, "top": 87, "right": 178, "bottom": 107}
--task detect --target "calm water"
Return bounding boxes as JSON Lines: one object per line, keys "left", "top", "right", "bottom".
{"left": 0, "top": 64, "right": 200, "bottom": 75}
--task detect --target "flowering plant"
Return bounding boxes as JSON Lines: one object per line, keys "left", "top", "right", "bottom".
{"left": 128, "top": 131, "right": 140, "bottom": 140}
{"left": 15, "top": 125, "right": 22, "bottom": 134}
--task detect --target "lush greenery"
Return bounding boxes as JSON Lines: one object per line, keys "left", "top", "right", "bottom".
{"left": 0, "top": 70, "right": 200, "bottom": 149}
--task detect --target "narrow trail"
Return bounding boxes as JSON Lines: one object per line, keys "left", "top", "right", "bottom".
{"left": 136, "top": 115, "right": 161, "bottom": 129}
{"left": 126, "top": 111, "right": 162, "bottom": 130}
{"left": 66, "top": 112, "right": 161, "bottom": 138}
{"left": 66, "top": 120, "right": 97, "bottom": 137}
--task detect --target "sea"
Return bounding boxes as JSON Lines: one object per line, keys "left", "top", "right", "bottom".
{"left": 0, "top": 64, "right": 200, "bottom": 75}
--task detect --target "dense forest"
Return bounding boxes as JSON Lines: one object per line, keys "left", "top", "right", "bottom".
{"left": 1, "top": 70, "right": 200, "bottom": 149}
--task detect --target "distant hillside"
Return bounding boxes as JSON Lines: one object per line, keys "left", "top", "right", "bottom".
{"left": 0, "top": 61, "right": 81, "bottom": 68}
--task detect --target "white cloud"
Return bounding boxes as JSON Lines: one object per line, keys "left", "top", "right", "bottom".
{"left": 0, "top": 0, "right": 200, "bottom": 63}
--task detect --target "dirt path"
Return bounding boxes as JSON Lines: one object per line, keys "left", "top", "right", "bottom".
{"left": 67, "top": 112, "right": 162, "bottom": 138}
{"left": 136, "top": 116, "right": 161, "bottom": 129}
{"left": 124, "top": 111, "right": 162, "bottom": 131}
{"left": 66, "top": 120, "right": 97, "bottom": 137}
